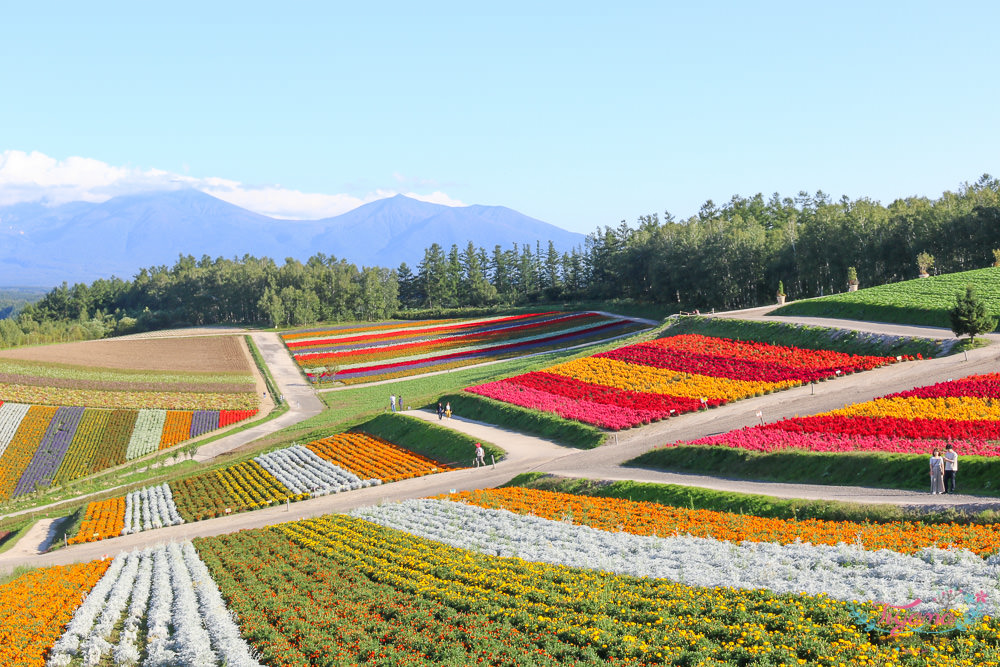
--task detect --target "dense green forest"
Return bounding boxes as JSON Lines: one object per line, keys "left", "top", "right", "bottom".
{"left": 5, "top": 175, "right": 1000, "bottom": 348}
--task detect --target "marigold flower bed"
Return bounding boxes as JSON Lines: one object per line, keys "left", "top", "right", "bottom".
{"left": 687, "top": 374, "right": 1000, "bottom": 456}
{"left": 448, "top": 487, "right": 1000, "bottom": 555}
{"left": 468, "top": 334, "right": 900, "bottom": 430}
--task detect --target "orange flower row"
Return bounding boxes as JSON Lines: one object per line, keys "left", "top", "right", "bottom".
{"left": 307, "top": 432, "right": 452, "bottom": 482}
{"left": 69, "top": 496, "right": 126, "bottom": 544}
{"left": 0, "top": 559, "right": 110, "bottom": 666}
{"left": 447, "top": 487, "right": 1000, "bottom": 556}
{"left": 158, "top": 410, "right": 194, "bottom": 450}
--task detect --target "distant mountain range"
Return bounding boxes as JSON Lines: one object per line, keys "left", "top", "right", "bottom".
{"left": 0, "top": 190, "right": 586, "bottom": 287}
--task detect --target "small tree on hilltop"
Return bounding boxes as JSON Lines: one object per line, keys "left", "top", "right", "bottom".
{"left": 916, "top": 251, "right": 934, "bottom": 276}
{"left": 949, "top": 284, "right": 997, "bottom": 342}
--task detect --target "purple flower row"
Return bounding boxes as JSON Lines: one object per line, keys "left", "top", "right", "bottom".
{"left": 14, "top": 405, "right": 85, "bottom": 496}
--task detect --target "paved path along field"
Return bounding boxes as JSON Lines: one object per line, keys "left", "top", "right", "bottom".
{"left": 192, "top": 332, "right": 324, "bottom": 461}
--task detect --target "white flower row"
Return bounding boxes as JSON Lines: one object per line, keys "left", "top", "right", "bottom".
{"left": 352, "top": 499, "right": 1000, "bottom": 616}
{"left": 122, "top": 483, "right": 185, "bottom": 535}
{"left": 124, "top": 409, "right": 167, "bottom": 460}
{"left": 0, "top": 402, "right": 30, "bottom": 459}
{"left": 255, "top": 445, "right": 379, "bottom": 497}
{"left": 47, "top": 541, "right": 262, "bottom": 667}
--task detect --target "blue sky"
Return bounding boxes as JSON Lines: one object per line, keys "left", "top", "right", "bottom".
{"left": 1, "top": 2, "right": 997, "bottom": 232}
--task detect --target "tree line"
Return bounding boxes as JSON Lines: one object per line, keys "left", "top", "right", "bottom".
{"left": 4, "top": 174, "right": 999, "bottom": 348}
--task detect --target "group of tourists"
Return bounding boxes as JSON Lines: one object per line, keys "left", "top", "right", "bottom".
{"left": 929, "top": 444, "right": 958, "bottom": 494}
{"left": 436, "top": 401, "right": 451, "bottom": 419}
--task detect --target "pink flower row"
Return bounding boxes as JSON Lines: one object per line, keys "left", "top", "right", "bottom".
{"left": 687, "top": 428, "right": 1000, "bottom": 456}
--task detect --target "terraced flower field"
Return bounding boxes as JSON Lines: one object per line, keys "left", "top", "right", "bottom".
{"left": 69, "top": 431, "right": 453, "bottom": 542}
{"left": 282, "top": 311, "right": 651, "bottom": 385}
{"left": 468, "top": 334, "right": 903, "bottom": 429}
{"left": 683, "top": 373, "right": 1000, "bottom": 455}
{"left": 0, "top": 402, "right": 258, "bottom": 502}
{"left": 12, "top": 488, "right": 1000, "bottom": 666}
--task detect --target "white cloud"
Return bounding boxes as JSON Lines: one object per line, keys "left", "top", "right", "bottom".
{"left": 0, "top": 150, "right": 465, "bottom": 218}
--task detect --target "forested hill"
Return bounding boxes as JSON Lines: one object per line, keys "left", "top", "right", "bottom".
{"left": 5, "top": 175, "right": 1000, "bottom": 347}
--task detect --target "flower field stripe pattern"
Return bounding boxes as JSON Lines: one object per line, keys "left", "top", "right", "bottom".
{"left": 295, "top": 312, "right": 603, "bottom": 363}
{"left": 0, "top": 401, "right": 30, "bottom": 459}
{"left": 88, "top": 409, "right": 137, "bottom": 471}
{"left": 51, "top": 408, "right": 111, "bottom": 485}
{"left": 449, "top": 487, "right": 1000, "bottom": 556}
{"left": 255, "top": 445, "right": 379, "bottom": 496}
{"left": 306, "top": 432, "right": 453, "bottom": 482}
{"left": 124, "top": 409, "right": 166, "bottom": 460}
{"left": 0, "top": 406, "right": 57, "bottom": 500}
{"left": 122, "top": 483, "right": 184, "bottom": 534}
{"left": 157, "top": 410, "right": 194, "bottom": 450}
{"left": 326, "top": 316, "right": 615, "bottom": 371}
{"left": 188, "top": 409, "right": 219, "bottom": 438}
{"left": 285, "top": 312, "right": 553, "bottom": 348}
{"left": 468, "top": 334, "right": 901, "bottom": 430}
{"left": 46, "top": 542, "right": 262, "bottom": 667}
{"left": 196, "top": 528, "right": 573, "bottom": 667}
{"left": 12, "top": 406, "right": 85, "bottom": 497}
{"left": 0, "top": 559, "right": 110, "bottom": 667}
{"left": 214, "top": 460, "right": 300, "bottom": 511}
{"left": 69, "top": 496, "right": 126, "bottom": 544}
{"left": 273, "top": 513, "right": 998, "bottom": 666}
{"left": 688, "top": 374, "right": 1000, "bottom": 456}
{"left": 351, "top": 500, "right": 1000, "bottom": 617}
{"left": 219, "top": 409, "right": 257, "bottom": 427}
{"left": 332, "top": 319, "right": 637, "bottom": 383}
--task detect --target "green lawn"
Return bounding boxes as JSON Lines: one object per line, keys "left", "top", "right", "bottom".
{"left": 772, "top": 266, "right": 1000, "bottom": 329}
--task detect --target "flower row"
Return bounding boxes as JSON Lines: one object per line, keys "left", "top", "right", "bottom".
{"left": 683, "top": 373, "right": 1000, "bottom": 456}
{"left": 68, "top": 430, "right": 449, "bottom": 541}
{"left": 467, "top": 334, "right": 900, "bottom": 430}
{"left": 449, "top": 486, "right": 1000, "bottom": 556}
{"left": 0, "top": 383, "right": 258, "bottom": 410}
{"left": 283, "top": 311, "right": 651, "bottom": 385}
{"left": 47, "top": 542, "right": 262, "bottom": 667}
{"left": 0, "top": 404, "right": 258, "bottom": 501}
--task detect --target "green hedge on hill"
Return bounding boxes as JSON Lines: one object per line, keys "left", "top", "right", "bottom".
{"left": 437, "top": 393, "right": 606, "bottom": 449}
{"left": 352, "top": 413, "right": 503, "bottom": 466}
{"left": 627, "top": 446, "right": 1000, "bottom": 497}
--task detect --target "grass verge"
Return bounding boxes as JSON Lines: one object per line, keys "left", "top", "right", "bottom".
{"left": 353, "top": 413, "right": 503, "bottom": 466}
{"left": 246, "top": 334, "right": 283, "bottom": 404}
{"left": 438, "top": 393, "right": 605, "bottom": 449}
{"left": 627, "top": 446, "right": 1000, "bottom": 497}
{"left": 504, "top": 473, "right": 1000, "bottom": 525}
{"left": 664, "top": 315, "right": 973, "bottom": 358}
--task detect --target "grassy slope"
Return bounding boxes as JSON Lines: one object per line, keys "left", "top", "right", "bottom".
{"left": 663, "top": 315, "right": 964, "bottom": 358}
{"left": 505, "top": 473, "right": 1000, "bottom": 525}
{"left": 772, "top": 266, "right": 1000, "bottom": 329}
{"left": 354, "top": 413, "right": 503, "bottom": 465}
{"left": 627, "top": 446, "right": 1000, "bottom": 497}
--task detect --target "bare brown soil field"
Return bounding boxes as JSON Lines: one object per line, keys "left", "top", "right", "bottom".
{"left": 0, "top": 336, "right": 252, "bottom": 373}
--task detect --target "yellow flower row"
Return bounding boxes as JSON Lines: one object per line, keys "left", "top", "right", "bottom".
{"left": 545, "top": 356, "right": 797, "bottom": 401}
{"left": 831, "top": 396, "right": 1000, "bottom": 421}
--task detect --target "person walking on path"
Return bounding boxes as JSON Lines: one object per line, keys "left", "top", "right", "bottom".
{"left": 398, "top": 395, "right": 403, "bottom": 411}
{"left": 930, "top": 449, "right": 945, "bottom": 495}
{"left": 474, "top": 442, "right": 485, "bottom": 468}
{"left": 445, "top": 401, "right": 452, "bottom": 419}
{"left": 437, "top": 402, "right": 444, "bottom": 420}
{"left": 390, "top": 395, "right": 397, "bottom": 413}
{"left": 943, "top": 444, "right": 958, "bottom": 494}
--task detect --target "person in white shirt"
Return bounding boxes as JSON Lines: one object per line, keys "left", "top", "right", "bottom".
{"left": 943, "top": 444, "right": 958, "bottom": 494}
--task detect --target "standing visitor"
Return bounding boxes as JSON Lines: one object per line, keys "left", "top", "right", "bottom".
{"left": 475, "top": 442, "right": 485, "bottom": 468}
{"left": 943, "top": 444, "right": 958, "bottom": 494}
{"left": 390, "top": 395, "right": 397, "bottom": 413}
{"left": 445, "top": 401, "right": 452, "bottom": 419}
{"left": 929, "top": 449, "right": 945, "bottom": 495}
{"left": 398, "top": 395, "right": 403, "bottom": 411}
{"left": 437, "top": 402, "right": 444, "bottom": 420}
